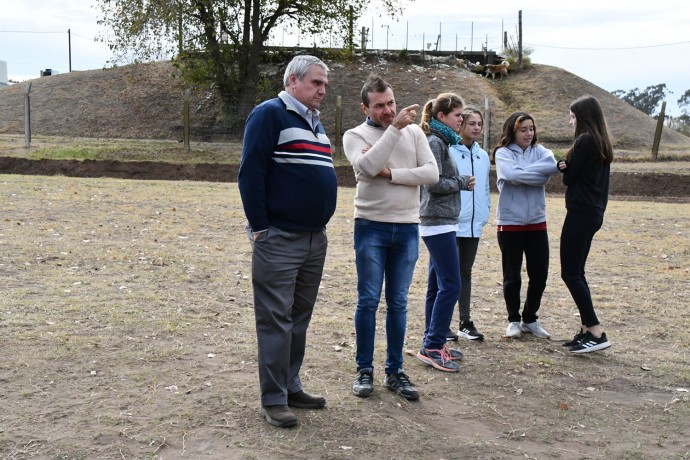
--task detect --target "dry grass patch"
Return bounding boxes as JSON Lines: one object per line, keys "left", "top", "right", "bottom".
{"left": 0, "top": 134, "right": 244, "bottom": 165}
{"left": 0, "top": 175, "right": 688, "bottom": 459}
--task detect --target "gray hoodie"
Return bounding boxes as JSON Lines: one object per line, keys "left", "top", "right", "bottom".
{"left": 494, "top": 143, "right": 559, "bottom": 226}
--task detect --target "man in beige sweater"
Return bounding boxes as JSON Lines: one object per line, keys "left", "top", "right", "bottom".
{"left": 343, "top": 74, "right": 438, "bottom": 401}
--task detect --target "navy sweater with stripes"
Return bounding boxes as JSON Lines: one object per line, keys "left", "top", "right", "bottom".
{"left": 238, "top": 92, "right": 338, "bottom": 233}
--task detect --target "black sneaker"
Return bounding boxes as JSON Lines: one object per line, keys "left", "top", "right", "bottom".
{"left": 569, "top": 332, "right": 611, "bottom": 354}
{"left": 562, "top": 330, "right": 586, "bottom": 347}
{"left": 352, "top": 368, "right": 374, "bottom": 398}
{"left": 446, "top": 328, "right": 459, "bottom": 341}
{"left": 384, "top": 371, "right": 419, "bottom": 401}
{"left": 458, "top": 321, "right": 485, "bottom": 341}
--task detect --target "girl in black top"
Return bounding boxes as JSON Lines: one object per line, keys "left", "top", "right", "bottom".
{"left": 557, "top": 95, "right": 613, "bottom": 354}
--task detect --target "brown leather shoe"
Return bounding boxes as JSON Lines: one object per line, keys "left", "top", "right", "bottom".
{"left": 260, "top": 405, "right": 299, "bottom": 428}
{"left": 287, "top": 390, "right": 326, "bottom": 409}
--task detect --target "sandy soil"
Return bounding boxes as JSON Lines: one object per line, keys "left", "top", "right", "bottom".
{"left": 0, "top": 175, "right": 688, "bottom": 459}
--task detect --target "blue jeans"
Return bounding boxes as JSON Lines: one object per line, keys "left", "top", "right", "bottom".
{"left": 354, "top": 219, "right": 419, "bottom": 375}
{"left": 423, "top": 231, "right": 462, "bottom": 349}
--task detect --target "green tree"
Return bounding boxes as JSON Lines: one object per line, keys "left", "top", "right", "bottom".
{"left": 672, "top": 89, "right": 690, "bottom": 135}
{"left": 678, "top": 89, "right": 690, "bottom": 115}
{"left": 611, "top": 83, "right": 670, "bottom": 117}
{"left": 96, "top": 0, "right": 407, "bottom": 126}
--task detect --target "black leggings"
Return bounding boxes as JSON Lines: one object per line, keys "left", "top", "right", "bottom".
{"left": 497, "top": 230, "right": 549, "bottom": 323}
{"left": 560, "top": 210, "right": 603, "bottom": 327}
{"left": 456, "top": 237, "right": 480, "bottom": 323}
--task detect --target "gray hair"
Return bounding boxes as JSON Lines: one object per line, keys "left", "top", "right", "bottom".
{"left": 283, "top": 55, "right": 329, "bottom": 87}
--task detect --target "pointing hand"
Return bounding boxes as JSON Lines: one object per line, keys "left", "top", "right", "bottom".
{"left": 392, "top": 104, "right": 419, "bottom": 130}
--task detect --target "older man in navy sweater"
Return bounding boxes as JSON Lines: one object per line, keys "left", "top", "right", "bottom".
{"left": 238, "top": 55, "right": 337, "bottom": 428}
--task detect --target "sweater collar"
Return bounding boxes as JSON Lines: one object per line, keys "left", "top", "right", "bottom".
{"left": 365, "top": 117, "right": 383, "bottom": 128}
{"left": 279, "top": 90, "right": 321, "bottom": 131}
{"left": 459, "top": 139, "right": 477, "bottom": 151}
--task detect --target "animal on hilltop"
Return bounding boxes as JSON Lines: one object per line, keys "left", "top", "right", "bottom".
{"left": 484, "top": 61, "right": 510, "bottom": 80}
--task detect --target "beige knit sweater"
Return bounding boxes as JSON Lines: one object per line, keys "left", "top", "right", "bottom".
{"left": 343, "top": 122, "right": 439, "bottom": 223}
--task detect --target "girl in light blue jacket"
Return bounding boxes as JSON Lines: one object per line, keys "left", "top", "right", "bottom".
{"left": 448, "top": 108, "right": 490, "bottom": 341}
{"left": 491, "top": 112, "right": 559, "bottom": 341}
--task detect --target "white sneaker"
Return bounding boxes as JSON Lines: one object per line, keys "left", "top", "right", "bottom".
{"left": 503, "top": 321, "right": 522, "bottom": 338}
{"left": 520, "top": 321, "right": 551, "bottom": 339}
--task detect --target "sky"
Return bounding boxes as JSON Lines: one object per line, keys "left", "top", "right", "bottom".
{"left": 1, "top": 0, "right": 689, "bottom": 115}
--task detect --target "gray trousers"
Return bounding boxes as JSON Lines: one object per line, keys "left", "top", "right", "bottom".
{"left": 248, "top": 225, "right": 328, "bottom": 406}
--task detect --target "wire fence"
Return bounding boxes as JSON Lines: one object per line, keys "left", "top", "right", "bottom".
{"left": 266, "top": 18, "right": 510, "bottom": 55}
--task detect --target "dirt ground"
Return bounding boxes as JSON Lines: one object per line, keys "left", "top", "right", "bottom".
{"left": 2, "top": 50, "right": 688, "bottom": 460}
{"left": 0, "top": 174, "right": 688, "bottom": 459}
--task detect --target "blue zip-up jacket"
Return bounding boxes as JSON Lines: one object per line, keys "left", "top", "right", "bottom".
{"left": 494, "top": 143, "right": 558, "bottom": 226}
{"left": 238, "top": 91, "right": 338, "bottom": 232}
{"left": 450, "top": 141, "right": 491, "bottom": 238}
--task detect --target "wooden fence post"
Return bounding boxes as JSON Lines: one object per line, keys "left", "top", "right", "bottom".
{"left": 651, "top": 101, "right": 666, "bottom": 161}
{"left": 335, "top": 95, "right": 342, "bottom": 157}
{"left": 183, "top": 89, "right": 190, "bottom": 152}
{"left": 483, "top": 97, "right": 490, "bottom": 152}
{"left": 24, "top": 82, "right": 32, "bottom": 148}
